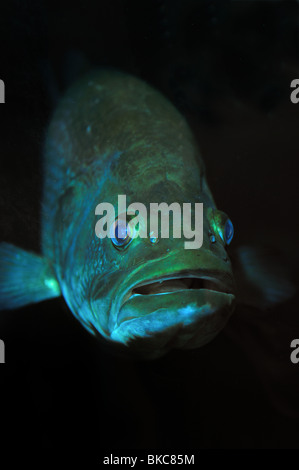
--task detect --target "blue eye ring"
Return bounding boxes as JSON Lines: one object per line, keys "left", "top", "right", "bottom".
{"left": 110, "top": 218, "right": 135, "bottom": 249}
{"left": 224, "top": 218, "right": 234, "bottom": 245}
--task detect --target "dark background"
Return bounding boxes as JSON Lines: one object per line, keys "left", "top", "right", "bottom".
{"left": 0, "top": 0, "right": 299, "bottom": 453}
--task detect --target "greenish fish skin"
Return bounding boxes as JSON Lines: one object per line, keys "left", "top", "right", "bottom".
{"left": 0, "top": 70, "right": 239, "bottom": 359}
{"left": 0, "top": 70, "right": 295, "bottom": 359}
{"left": 40, "top": 69, "right": 236, "bottom": 358}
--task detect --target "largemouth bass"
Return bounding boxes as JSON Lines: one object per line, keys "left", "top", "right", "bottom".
{"left": 0, "top": 70, "right": 292, "bottom": 358}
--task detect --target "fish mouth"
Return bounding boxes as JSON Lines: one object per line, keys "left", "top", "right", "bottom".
{"left": 129, "top": 275, "right": 230, "bottom": 297}
{"left": 117, "top": 272, "right": 235, "bottom": 327}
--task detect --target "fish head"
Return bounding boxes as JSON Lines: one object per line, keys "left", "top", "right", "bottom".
{"left": 86, "top": 180, "right": 236, "bottom": 359}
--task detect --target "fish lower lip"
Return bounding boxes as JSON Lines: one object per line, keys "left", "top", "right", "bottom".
{"left": 117, "top": 274, "right": 235, "bottom": 326}
{"left": 117, "top": 289, "right": 236, "bottom": 327}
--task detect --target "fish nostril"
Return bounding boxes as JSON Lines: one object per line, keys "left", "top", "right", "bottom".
{"left": 149, "top": 231, "right": 159, "bottom": 244}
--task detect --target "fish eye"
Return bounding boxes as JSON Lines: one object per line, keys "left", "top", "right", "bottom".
{"left": 217, "top": 217, "right": 234, "bottom": 246}
{"left": 224, "top": 218, "right": 234, "bottom": 245}
{"left": 208, "top": 209, "right": 234, "bottom": 246}
{"left": 110, "top": 218, "right": 135, "bottom": 249}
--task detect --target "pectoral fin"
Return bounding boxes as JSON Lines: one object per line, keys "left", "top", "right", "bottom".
{"left": 0, "top": 243, "right": 61, "bottom": 310}
{"left": 232, "top": 246, "right": 296, "bottom": 309}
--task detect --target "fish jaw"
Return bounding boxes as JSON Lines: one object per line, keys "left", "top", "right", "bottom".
{"left": 107, "top": 271, "right": 236, "bottom": 358}
{"left": 88, "top": 244, "right": 236, "bottom": 357}
{"left": 110, "top": 288, "right": 235, "bottom": 359}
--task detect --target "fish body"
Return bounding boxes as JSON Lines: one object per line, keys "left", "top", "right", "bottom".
{"left": 1, "top": 69, "right": 291, "bottom": 358}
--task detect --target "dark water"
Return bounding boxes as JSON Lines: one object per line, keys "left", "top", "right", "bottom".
{"left": 0, "top": 0, "right": 299, "bottom": 453}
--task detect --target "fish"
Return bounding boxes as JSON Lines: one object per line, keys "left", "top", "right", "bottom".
{"left": 0, "top": 69, "right": 294, "bottom": 359}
